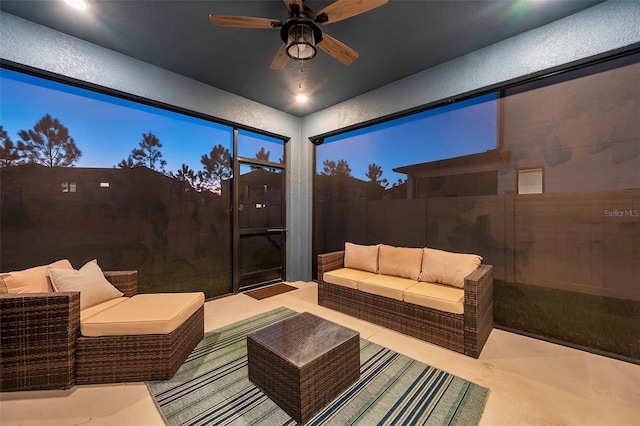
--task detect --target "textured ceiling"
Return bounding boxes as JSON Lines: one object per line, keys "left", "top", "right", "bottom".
{"left": 1, "top": 0, "right": 604, "bottom": 116}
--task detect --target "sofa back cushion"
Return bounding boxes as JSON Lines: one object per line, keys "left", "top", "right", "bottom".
{"left": 378, "top": 244, "right": 423, "bottom": 281}
{"left": 419, "top": 248, "right": 482, "bottom": 288}
{"left": 344, "top": 242, "right": 379, "bottom": 273}
{"left": 1, "top": 259, "right": 73, "bottom": 294}
{"left": 49, "top": 260, "right": 124, "bottom": 310}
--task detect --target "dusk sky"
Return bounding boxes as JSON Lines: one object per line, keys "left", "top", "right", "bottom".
{"left": 1, "top": 68, "right": 496, "bottom": 181}
{"left": 318, "top": 92, "right": 498, "bottom": 184}
{"left": 3, "top": 68, "right": 240, "bottom": 173}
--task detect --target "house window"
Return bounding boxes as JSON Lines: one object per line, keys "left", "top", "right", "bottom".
{"left": 100, "top": 182, "right": 110, "bottom": 188}
{"left": 517, "top": 168, "right": 543, "bottom": 194}
{"left": 240, "top": 185, "right": 249, "bottom": 200}
{"left": 61, "top": 182, "right": 77, "bottom": 193}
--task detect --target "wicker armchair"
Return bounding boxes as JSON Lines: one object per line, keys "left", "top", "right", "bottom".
{"left": 0, "top": 271, "right": 204, "bottom": 391}
{"left": 317, "top": 250, "right": 494, "bottom": 358}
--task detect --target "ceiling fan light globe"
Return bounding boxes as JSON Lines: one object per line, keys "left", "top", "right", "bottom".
{"left": 287, "top": 42, "right": 316, "bottom": 60}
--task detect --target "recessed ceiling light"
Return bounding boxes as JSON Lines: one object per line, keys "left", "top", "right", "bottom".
{"left": 295, "top": 94, "right": 308, "bottom": 103}
{"left": 64, "top": 0, "right": 88, "bottom": 10}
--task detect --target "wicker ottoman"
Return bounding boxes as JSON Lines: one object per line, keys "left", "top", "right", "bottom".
{"left": 247, "top": 312, "right": 360, "bottom": 424}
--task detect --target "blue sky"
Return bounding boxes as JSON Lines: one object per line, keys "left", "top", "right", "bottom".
{"left": 318, "top": 93, "right": 498, "bottom": 184}
{"left": 1, "top": 68, "right": 233, "bottom": 174}
{"left": 1, "top": 68, "right": 496, "bottom": 180}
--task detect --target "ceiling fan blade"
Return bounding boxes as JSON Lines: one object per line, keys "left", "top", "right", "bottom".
{"left": 270, "top": 44, "right": 290, "bottom": 70}
{"left": 317, "top": 0, "right": 388, "bottom": 25}
{"left": 317, "top": 33, "right": 359, "bottom": 65}
{"left": 283, "top": 0, "right": 303, "bottom": 13}
{"left": 209, "top": 15, "right": 281, "bottom": 29}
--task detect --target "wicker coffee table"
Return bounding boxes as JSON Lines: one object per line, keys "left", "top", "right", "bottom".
{"left": 247, "top": 312, "right": 360, "bottom": 424}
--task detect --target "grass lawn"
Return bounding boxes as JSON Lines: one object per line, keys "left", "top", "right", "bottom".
{"left": 494, "top": 280, "right": 640, "bottom": 361}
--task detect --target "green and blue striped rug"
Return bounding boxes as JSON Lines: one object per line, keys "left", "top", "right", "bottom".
{"left": 147, "top": 307, "right": 489, "bottom": 425}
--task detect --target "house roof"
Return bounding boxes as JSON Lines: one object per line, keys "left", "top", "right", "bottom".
{"left": 315, "top": 173, "right": 370, "bottom": 188}
{"left": 393, "top": 149, "right": 511, "bottom": 176}
{"left": 0, "top": 1, "right": 604, "bottom": 116}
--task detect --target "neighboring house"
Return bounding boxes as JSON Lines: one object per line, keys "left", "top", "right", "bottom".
{"left": 0, "top": 164, "right": 226, "bottom": 271}
{"left": 222, "top": 167, "right": 284, "bottom": 229}
{"left": 394, "top": 149, "right": 510, "bottom": 198}
{"left": 383, "top": 180, "right": 408, "bottom": 200}
{"left": 315, "top": 174, "right": 380, "bottom": 203}
{"left": 395, "top": 56, "right": 640, "bottom": 198}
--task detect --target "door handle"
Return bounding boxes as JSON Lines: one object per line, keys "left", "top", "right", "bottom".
{"left": 267, "top": 228, "right": 287, "bottom": 233}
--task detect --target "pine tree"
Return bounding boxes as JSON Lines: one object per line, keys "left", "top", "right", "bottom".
{"left": 17, "top": 114, "right": 81, "bottom": 166}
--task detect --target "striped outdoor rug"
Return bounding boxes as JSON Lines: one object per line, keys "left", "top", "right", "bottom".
{"left": 147, "top": 307, "right": 489, "bottom": 426}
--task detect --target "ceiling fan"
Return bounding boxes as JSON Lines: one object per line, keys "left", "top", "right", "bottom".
{"left": 209, "top": 0, "right": 388, "bottom": 70}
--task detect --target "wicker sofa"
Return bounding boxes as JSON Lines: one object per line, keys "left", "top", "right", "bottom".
{"left": 317, "top": 243, "right": 493, "bottom": 358}
{"left": 0, "top": 261, "right": 204, "bottom": 392}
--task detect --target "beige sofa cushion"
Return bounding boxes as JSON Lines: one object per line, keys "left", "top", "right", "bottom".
{"left": 1, "top": 259, "right": 73, "bottom": 294}
{"left": 344, "top": 242, "right": 379, "bottom": 273}
{"left": 358, "top": 274, "right": 418, "bottom": 301}
{"left": 324, "top": 268, "right": 377, "bottom": 289}
{"left": 80, "top": 297, "right": 129, "bottom": 322}
{"left": 49, "top": 260, "right": 124, "bottom": 310}
{"left": 80, "top": 292, "right": 204, "bottom": 336}
{"left": 378, "top": 245, "right": 423, "bottom": 281}
{"left": 403, "top": 282, "right": 464, "bottom": 314}
{"left": 419, "top": 248, "right": 482, "bottom": 288}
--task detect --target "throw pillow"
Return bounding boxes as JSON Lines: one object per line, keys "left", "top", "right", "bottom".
{"left": 1, "top": 259, "right": 73, "bottom": 294}
{"left": 378, "top": 244, "right": 423, "bottom": 281}
{"left": 49, "top": 260, "right": 123, "bottom": 310}
{"left": 419, "top": 248, "right": 482, "bottom": 288}
{"left": 344, "top": 242, "right": 379, "bottom": 273}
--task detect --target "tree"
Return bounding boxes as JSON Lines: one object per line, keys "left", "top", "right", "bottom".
{"left": 126, "top": 132, "right": 167, "bottom": 172}
{"left": 256, "top": 147, "right": 271, "bottom": 162}
{"left": 0, "top": 125, "right": 21, "bottom": 167}
{"left": 173, "top": 164, "right": 205, "bottom": 191}
{"left": 17, "top": 114, "right": 81, "bottom": 166}
{"left": 116, "top": 156, "right": 136, "bottom": 169}
{"left": 322, "top": 159, "right": 352, "bottom": 177}
{"left": 174, "top": 163, "right": 196, "bottom": 185}
{"left": 365, "top": 163, "right": 389, "bottom": 188}
{"left": 251, "top": 147, "right": 272, "bottom": 171}
{"left": 200, "top": 144, "right": 231, "bottom": 193}
{"left": 393, "top": 178, "right": 406, "bottom": 187}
